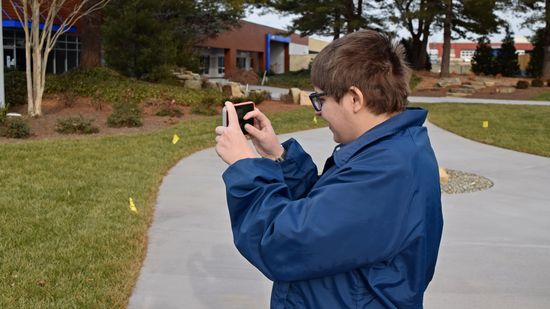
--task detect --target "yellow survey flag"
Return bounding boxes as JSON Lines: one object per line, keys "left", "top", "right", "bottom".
{"left": 482, "top": 121, "right": 489, "bottom": 128}
{"left": 313, "top": 116, "right": 318, "bottom": 124}
{"left": 129, "top": 197, "right": 138, "bottom": 213}
{"left": 172, "top": 134, "right": 180, "bottom": 144}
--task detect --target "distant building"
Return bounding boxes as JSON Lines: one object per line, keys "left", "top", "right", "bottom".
{"left": 197, "top": 21, "right": 330, "bottom": 78}
{"left": 428, "top": 37, "right": 534, "bottom": 63}
{"left": 2, "top": 0, "right": 81, "bottom": 74}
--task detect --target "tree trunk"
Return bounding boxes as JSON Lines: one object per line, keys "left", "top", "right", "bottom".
{"left": 543, "top": 0, "right": 550, "bottom": 78}
{"left": 333, "top": 9, "right": 342, "bottom": 40}
{"left": 410, "top": 35, "right": 423, "bottom": 70}
{"left": 80, "top": 5, "right": 103, "bottom": 68}
{"left": 440, "top": 0, "right": 452, "bottom": 78}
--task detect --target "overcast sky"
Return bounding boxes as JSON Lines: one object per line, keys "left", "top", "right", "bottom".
{"left": 243, "top": 8, "right": 537, "bottom": 43}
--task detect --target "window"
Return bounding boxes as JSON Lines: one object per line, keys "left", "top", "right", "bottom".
{"left": 460, "top": 50, "right": 475, "bottom": 59}
{"left": 218, "top": 56, "right": 224, "bottom": 74}
{"left": 200, "top": 55, "right": 210, "bottom": 75}
{"left": 236, "top": 57, "right": 247, "bottom": 69}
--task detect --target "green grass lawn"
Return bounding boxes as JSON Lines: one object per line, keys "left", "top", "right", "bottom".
{"left": 532, "top": 90, "right": 550, "bottom": 101}
{"left": 413, "top": 103, "right": 550, "bottom": 157}
{"left": 0, "top": 107, "right": 325, "bottom": 308}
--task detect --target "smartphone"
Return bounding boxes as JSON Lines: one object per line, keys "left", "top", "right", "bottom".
{"left": 222, "top": 101, "right": 255, "bottom": 135}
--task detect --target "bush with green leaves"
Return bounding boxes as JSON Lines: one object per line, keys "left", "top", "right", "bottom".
{"left": 247, "top": 90, "right": 271, "bottom": 105}
{"left": 516, "top": 80, "right": 529, "bottom": 89}
{"left": 46, "top": 67, "right": 218, "bottom": 107}
{"left": 4, "top": 69, "right": 27, "bottom": 105}
{"left": 0, "top": 117, "right": 30, "bottom": 138}
{"left": 107, "top": 101, "right": 143, "bottom": 127}
{"left": 192, "top": 94, "right": 219, "bottom": 115}
{"left": 531, "top": 79, "right": 544, "bottom": 87}
{"left": 55, "top": 116, "right": 100, "bottom": 134}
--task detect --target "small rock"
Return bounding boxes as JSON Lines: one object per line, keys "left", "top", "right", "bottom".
{"left": 496, "top": 87, "right": 516, "bottom": 94}
{"left": 184, "top": 79, "right": 202, "bottom": 90}
{"left": 437, "top": 77, "right": 462, "bottom": 87}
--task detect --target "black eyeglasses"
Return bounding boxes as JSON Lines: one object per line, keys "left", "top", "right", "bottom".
{"left": 309, "top": 92, "right": 326, "bottom": 112}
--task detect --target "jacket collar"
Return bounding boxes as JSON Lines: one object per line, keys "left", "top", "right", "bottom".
{"left": 331, "top": 107, "right": 428, "bottom": 166}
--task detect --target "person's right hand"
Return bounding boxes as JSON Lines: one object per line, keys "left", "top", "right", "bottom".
{"left": 243, "top": 108, "right": 284, "bottom": 160}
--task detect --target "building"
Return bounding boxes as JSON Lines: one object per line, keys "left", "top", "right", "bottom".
{"left": 197, "top": 21, "right": 312, "bottom": 78}
{"left": 2, "top": 0, "right": 81, "bottom": 74}
{"left": 428, "top": 37, "right": 534, "bottom": 63}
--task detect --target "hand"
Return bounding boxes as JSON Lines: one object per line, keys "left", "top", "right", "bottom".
{"left": 215, "top": 102, "right": 257, "bottom": 165}
{"left": 243, "top": 108, "right": 284, "bottom": 160}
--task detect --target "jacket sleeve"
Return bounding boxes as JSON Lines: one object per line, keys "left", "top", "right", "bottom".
{"left": 277, "top": 138, "right": 320, "bottom": 199}
{"left": 222, "top": 147, "right": 419, "bottom": 282}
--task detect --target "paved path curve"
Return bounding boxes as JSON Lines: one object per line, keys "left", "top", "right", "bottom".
{"left": 248, "top": 84, "right": 550, "bottom": 106}
{"left": 129, "top": 122, "right": 550, "bottom": 308}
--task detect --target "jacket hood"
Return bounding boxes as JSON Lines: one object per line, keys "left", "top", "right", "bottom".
{"left": 333, "top": 107, "right": 428, "bottom": 166}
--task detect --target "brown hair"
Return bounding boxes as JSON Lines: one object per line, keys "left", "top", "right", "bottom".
{"left": 311, "top": 30, "right": 411, "bottom": 115}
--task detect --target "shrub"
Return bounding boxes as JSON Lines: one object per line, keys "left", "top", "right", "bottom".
{"left": 531, "top": 79, "right": 544, "bottom": 87}
{"left": 107, "top": 101, "right": 143, "bottom": 127}
{"left": 0, "top": 106, "right": 7, "bottom": 126}
{"left": 148, "top": 64, "right": 176, "bottom": 82}
{"left": 4, "top": 69, "right": 27, "bottom": 105}
{"left": 191, "top": 94, "right": 219, "bottom": 115}
{"left": 247, "top": 90, "right": 271, "bottom": 105}
{"left": 156, "top": 108, "right": 183, "bottom": 117}
{"left": 60, "top": 91, "right": 77, "bottom": 107}
{"left": 516, "top": 80, "right": 529, "bottom": 89}
{"left": 55, "top": 116, "right": 99, "bottom": 134}
{"left": 225, "top": 69, "right": 260, "bottom": 85}
{"left": 0, "top": 117, "right": 30, "bottom": 138}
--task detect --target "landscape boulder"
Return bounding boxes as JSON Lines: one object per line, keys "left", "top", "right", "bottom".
{"left": 299, "top": 91, "right": 312, "bottom": 106}
{"left": 437, "top": 77, "right": 462, "bottom": 88}
{"left": 222, "top": 82, "right": 245, "bottom": 98}
{"left": 289, "top": 88, "right": 301, "bottom": 104}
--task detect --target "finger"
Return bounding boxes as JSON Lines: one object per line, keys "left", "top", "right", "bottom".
{"left": 245, "top": 108, "right": 270, "bottom": 124}
{"left": 215, "top": 136, "right": 221, "bottom": 143}
{"left": 225, "top": 102, "right": 239, "bottom": 129}
{"left": 244, "top": 123, "right": 262, "bottom": 139}
{"left": 215, "top": 126, "right": 226, "bottom": 136}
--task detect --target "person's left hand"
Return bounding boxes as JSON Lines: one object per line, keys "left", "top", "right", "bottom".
{"left": 215, "top": 102, "right": 257, "bottom": 165}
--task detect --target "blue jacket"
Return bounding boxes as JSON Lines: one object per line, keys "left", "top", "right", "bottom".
{"left": 222, "top": 108, "right": 443, "bottom": 308}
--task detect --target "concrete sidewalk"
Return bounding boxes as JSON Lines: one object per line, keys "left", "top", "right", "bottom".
{"left": 247, "top": 84, "right": 550, "bottom": 106}
{"left": 129, "top": 123, "right": 550, "bottom": 308}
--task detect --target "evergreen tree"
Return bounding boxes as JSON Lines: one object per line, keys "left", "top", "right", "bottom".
{"left": 494, "top": 27, "right": 519, "bottom": 76}
{"left": 252, "top": 0, "right": 385, "bottom": 40}
{"left": 527, "top": 28, "right": 545, "bottom": 77}
{"left": 102, "top": 0, "right": 245, "bottom": 79}
{"left": 517, "top": 0, "right": 550, "bottom": 78}
{"left": 471, "top": 36, "right": 495, "bottom": 75}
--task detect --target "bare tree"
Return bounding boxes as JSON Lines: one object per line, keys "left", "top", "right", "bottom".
{"left": 10, "top": 0, "right": 109, "bottom": 117}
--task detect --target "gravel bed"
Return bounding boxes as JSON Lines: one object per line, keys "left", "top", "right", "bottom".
{"left": 442, "top": 169, "right": 494, "bottom": 194}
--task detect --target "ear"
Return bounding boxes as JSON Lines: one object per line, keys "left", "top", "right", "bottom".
{"left": 348, "top": 86, "right": 365, "bottom": 113}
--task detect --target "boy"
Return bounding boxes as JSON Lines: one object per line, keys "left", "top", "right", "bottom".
{"left": 215, "top": 30, "right": 443, "bottom": 308}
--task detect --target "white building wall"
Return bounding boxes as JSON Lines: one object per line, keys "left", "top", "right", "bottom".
{"left": 289, "top": 43, "right": 309, "bottom": 55}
